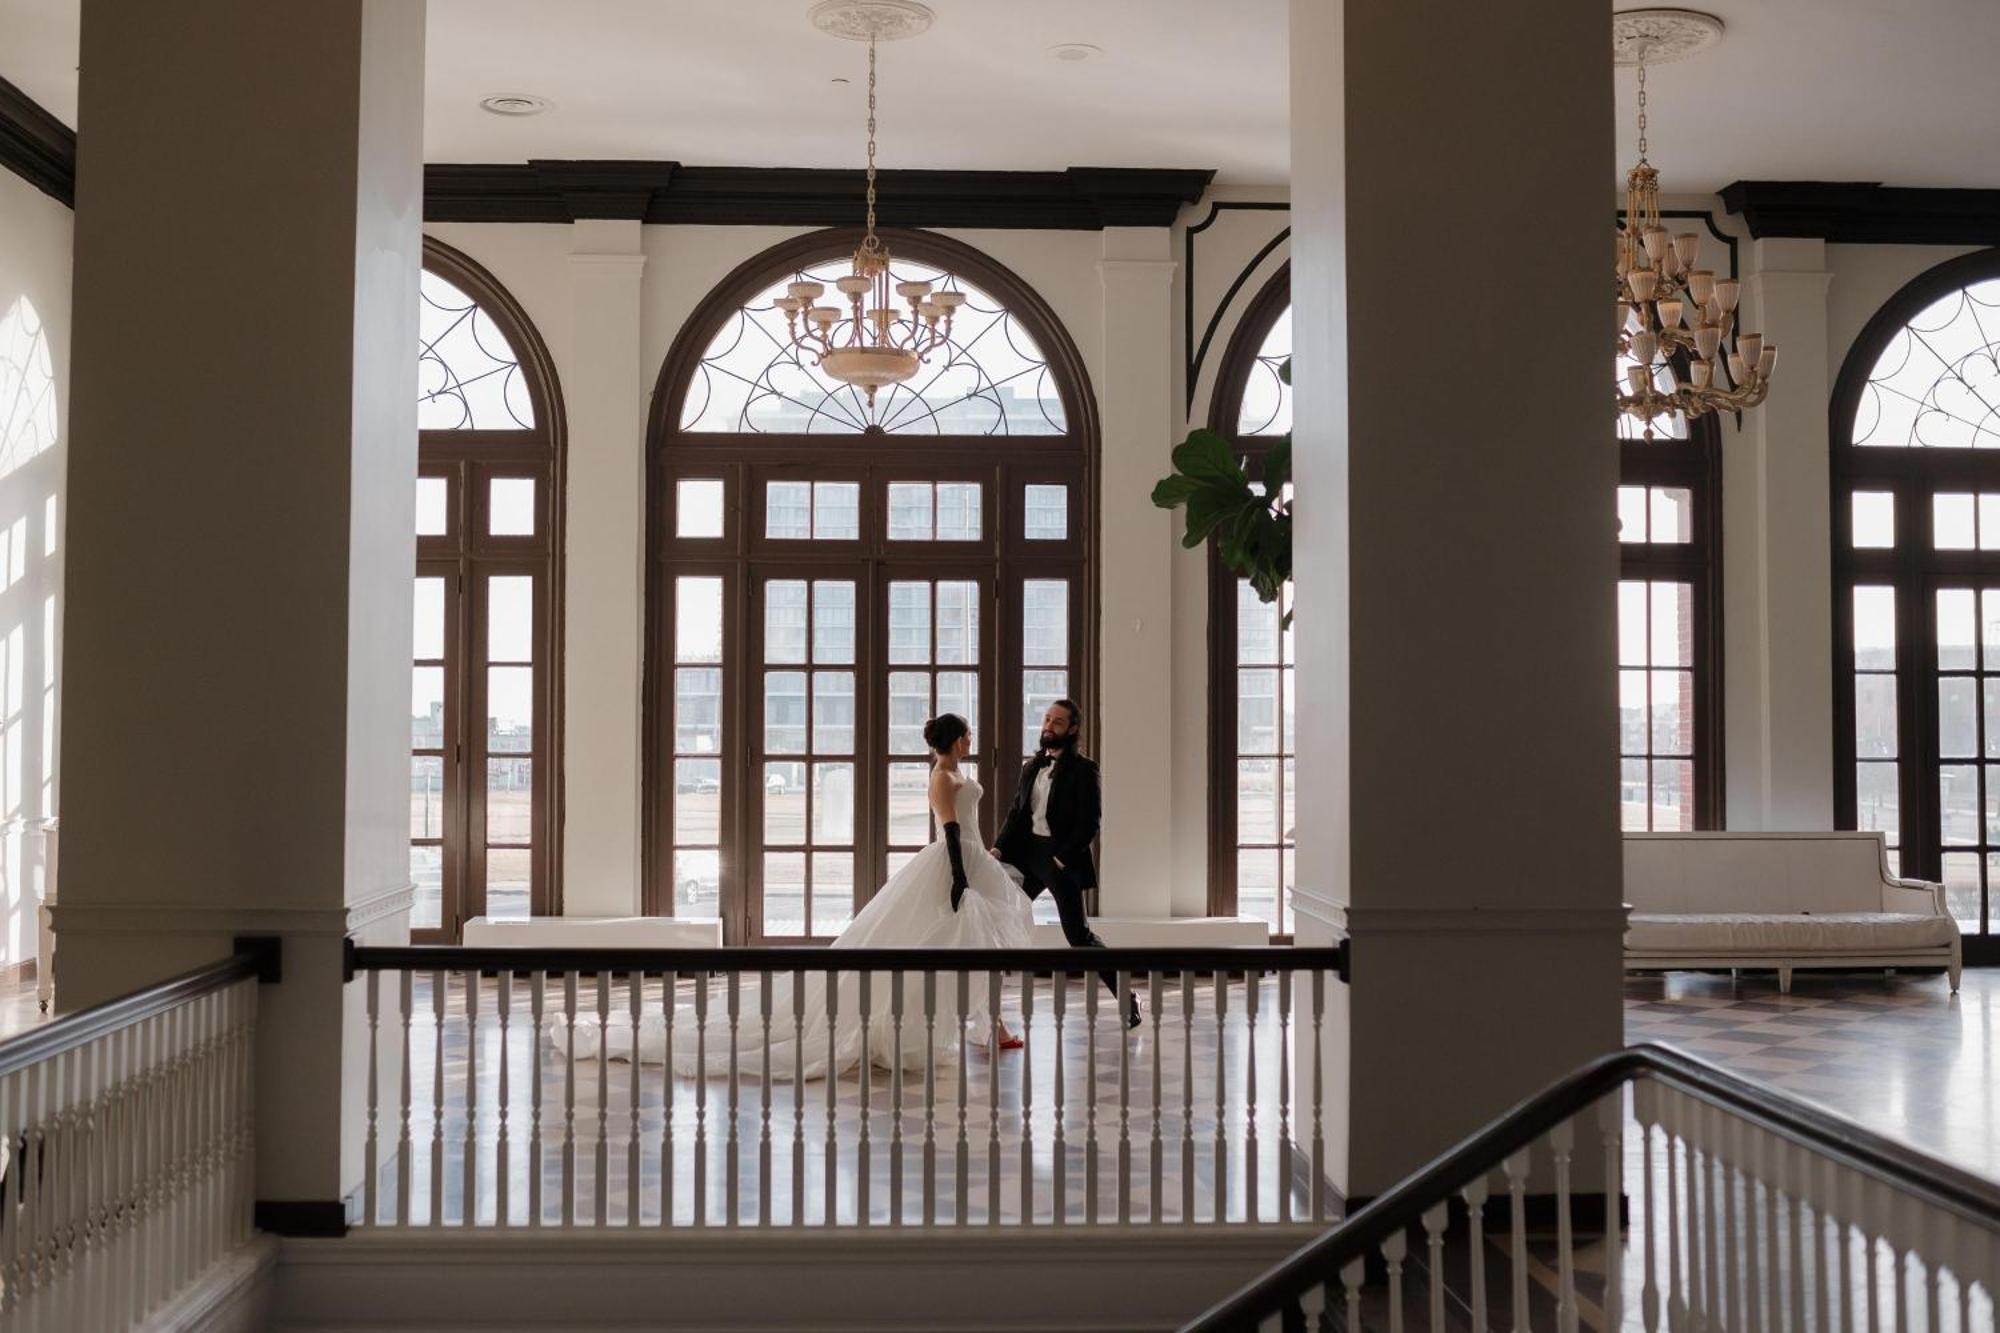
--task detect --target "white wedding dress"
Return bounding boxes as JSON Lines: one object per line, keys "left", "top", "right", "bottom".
{"left": 566, "top": 773, "right": 1033, "bottom": 1080}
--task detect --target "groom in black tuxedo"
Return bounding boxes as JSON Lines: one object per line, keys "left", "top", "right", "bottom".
{"left": 994, "top": 698, "right": 1140, "bottom": 1026}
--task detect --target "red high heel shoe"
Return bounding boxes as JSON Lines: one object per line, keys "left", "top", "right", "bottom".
{"left": 998, "top": 1028, "right": 1025, "bottom": 1050}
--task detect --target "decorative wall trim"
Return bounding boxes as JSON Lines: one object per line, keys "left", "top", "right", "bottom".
{"left": 426, "top": 162, "right": 1215, "bottom": 229}
{"left": 1182, "top": 200, "right": 1290, "bottom": 416}
{"left": 0, "top": 75, "right": 74, "bottom": 207}
{"left": 1722, "top": 180, "right": 2000, "bottom": 245}
{"left": 51, "top": 882, "right": 414, "bottom": 939}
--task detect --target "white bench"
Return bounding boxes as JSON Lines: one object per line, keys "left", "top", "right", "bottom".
{"left": 461, "top": 915, "right": 724, "bottom": 948}
{"left": 1624, "top": 831, "right": 1961, "bottom": 993}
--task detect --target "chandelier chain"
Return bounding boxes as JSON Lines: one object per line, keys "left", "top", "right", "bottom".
{"left": 1635, "top": 54, "right": 1649, "bottom": 163}
{"left": 864, "top": 32, "right": 879, "bottom": 241}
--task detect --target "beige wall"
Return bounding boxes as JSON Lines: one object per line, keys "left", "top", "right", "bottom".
{"left": 0, "top": 168, "right": 70, "bottom": 968}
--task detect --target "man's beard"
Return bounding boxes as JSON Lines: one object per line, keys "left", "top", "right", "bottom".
{"left": 1039, "top": 729, "right": 1079, "bottom": 754}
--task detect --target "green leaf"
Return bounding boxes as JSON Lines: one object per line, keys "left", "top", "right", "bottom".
{"left": 1260, "top": 437, "right": 1292, "bottom": 500}
{"left": 1181, "top": 488, "right": 1250, "bottom": 549}
{"left": 1278, "top": 357, "right": 1292, "bottom": 387}
{"left": 1170, "top": 429, "right": 1247, "bottom": 487}
{"left": 1150, "top": 474, "right": 1203, "bottom": 509}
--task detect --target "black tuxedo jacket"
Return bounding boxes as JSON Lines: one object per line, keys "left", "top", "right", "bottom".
{"left": 996, "top": 751, "right": 1101, "bottom": 891}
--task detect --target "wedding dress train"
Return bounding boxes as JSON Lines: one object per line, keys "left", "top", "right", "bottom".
{"left": 565, "top": 774, "right": 1032, "bottom": 1079}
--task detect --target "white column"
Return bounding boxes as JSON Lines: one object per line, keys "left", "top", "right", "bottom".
{"left": 1095, "top": 229, "right": 1178, "bottom": 918}
{"left": 1291, "top": 0, "right": 1623, "bottom": 1195}
{"left": 58, "top": 0, "right": 424, "bottom": 1208}
{"left": 561, "top": 219, "right": 648, "bottom": 916}
{"left": 1726, "top": 237, "right": 1835, "bottom": 830}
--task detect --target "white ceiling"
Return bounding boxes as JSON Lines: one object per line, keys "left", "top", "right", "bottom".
{"left": 2, "top": 0, "right": 1998, "bottom": 191}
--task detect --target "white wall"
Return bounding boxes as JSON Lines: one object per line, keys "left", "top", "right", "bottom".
{"left": 0, "top": 168, "right": 70, "bottom": 968}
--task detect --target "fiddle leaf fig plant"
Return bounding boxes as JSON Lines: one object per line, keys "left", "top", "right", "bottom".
{"left": 1152, "top": 360, "right": 1293, "bottom": 625}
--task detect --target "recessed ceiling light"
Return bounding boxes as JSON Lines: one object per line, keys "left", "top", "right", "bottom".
{"left": 1048, "top": 42, "right": 1103, "bottom": 62}
{"left": 480, "top": 94, "right": 552, "bottom": 117}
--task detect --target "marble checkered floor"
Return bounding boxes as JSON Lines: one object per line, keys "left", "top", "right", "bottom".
{"left": 1624, "top": 966, "right": 2000, "bottom": 1180}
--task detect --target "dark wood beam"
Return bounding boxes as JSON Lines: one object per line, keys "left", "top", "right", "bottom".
{"left": 1721, "top": 180, "right": 2000, "bottom": 246}
{"left": 0, "top": 74, "right": 75, "bottom": 207}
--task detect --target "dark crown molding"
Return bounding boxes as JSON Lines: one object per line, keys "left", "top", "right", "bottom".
{"left": 1722, "top": 180, "right": 2000, "bottom": 246}
{"left": 425, "top": 161, "right": 1216, "bottom": 229}
{"left": 0, "top": 75, "right": 75, "bottom": 207}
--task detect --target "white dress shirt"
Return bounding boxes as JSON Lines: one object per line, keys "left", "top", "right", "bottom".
{"left": 1030, "top": 759, "right": 1055, "bottom": 838}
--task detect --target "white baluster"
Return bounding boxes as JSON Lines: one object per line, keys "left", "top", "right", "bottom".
{"left": 1464, "top": 1173, "right": 1492, "bottom": 1333}
{"left": 1599, "top": 1091, "right": 1624, "bottom": 1329}
{"left": 529, "top": 971, "right": 546, "bottom": 1229}
{"left": 890, "top": 968, "right": 905, "bottom": 1228}
{"left": 1553, "top": 1118, "right": 1579, "bottom": 1333}
{"left": 955, "top": 969, "right": 970, "bottom": 1227}
{"left": 1664, "top": 1097, "right": 1684, "bottom": 1333}
{"left": 1051, "top": 972, "right": 1066, "bottom": 1226}
{"left": 465, "top": 969, "right": 481, "bottom": 1227}
{"left": 364, "top": 969, "right": 380, "bottom": 1227}
{"left": 826, "top": 966, "right": 841, "bottom": 1227}
{"left": 562, "top": 972, "right": 579, "bottom": 1228}
{"left": 396, "top": 970, "right": 414, "bottom": 1227}
{"left": 634, "top": 973, "right": 648, "bottom": 1228}
{"left": 987, "top": 968, "right": 1002, "bottom": 1228}
{"left": 1312, "top": 969, "right": 1327, "bottom": 1222}
{"left": 857, "top": 970, "right": 873, "bottom": 1227}
{"left": 1245, "top": 972, "right": 1260, "bottom": 1223}
{"left": 1277, "top": 969, "right": 1292, "bottom": 1226}
{"left": 1183, "top": 973, "right": 1197, "bottom": 1226}
{"left": 1020, "top": 970, "right": 1034, "bottom": 1225}
{"left": 1341, "top": 1258, "right": 1365, "bottom": 1332}
{"left": 1424, "top": 1200, "right": 1450, "bottom": 1332}
{"left": 497, "top": 970, "right": 513, "bottom": 1228}
{"left": 1383, "top": 1226, "right": 1408, "bottom": 1333}
{"left": 757, "top": 971, "right": 774, "bottom": 1227}
{"left": 921, "top": 970, "right": 937, "bottom": 1227}
{"left": 629, "top": 970, "right": 646, "bottom": 1229}
{"left": 1739, "top": 1113, "right": 1765, "bottom": 1333}
{"left": 1118, "top": 969, "right": 1133, "bottom": 1225}
{"left": 1085, "top": 971, "right": 1099, "bottom": 1226}
{"left": 724, "top": 970, "right": 742, "bottom": 1229}
{"left": 1925, "top": 1206, "right": 1950, "bottom": 1333}
{"left": 663, "top": 972, "right": 678, "bottom": 1228}
{"left": 1213, "top": 970, "right": 1229, "bottom": 1224}
{"left": 431, "top": 970, "right": 447, "bottom": 1228}
{"left": 693, "top": 972, "right": 711, "bottom": 1229}
{"left": 794, "top": 968, "right": 808, "bottom": 1228}
{"left": 1504, "top": 1146, "right": 1532, "bottom": 1333}
{"left": 1150, "top": 971, "right": 1165, "bottom": 1226}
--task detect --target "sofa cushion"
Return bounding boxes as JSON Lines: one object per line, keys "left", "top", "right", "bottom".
{"left": 1626, "top": 912, "right": 1958, "bottom": 955}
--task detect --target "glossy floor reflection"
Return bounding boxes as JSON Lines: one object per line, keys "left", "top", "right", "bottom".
{"left": 1624, "top": 967, "right": 2000, "bottom": 1181}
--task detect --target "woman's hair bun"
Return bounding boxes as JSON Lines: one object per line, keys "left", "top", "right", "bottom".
{"left": 922, "top": 712, "right": 969, "bottom": 754}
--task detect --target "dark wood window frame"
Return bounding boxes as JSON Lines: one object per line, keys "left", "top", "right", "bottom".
{"left": 1832, "top": 246, "right": 2000, "bottom": 966}
{"left": 414, "top": 236, "right": 566, "bottom": 942}
{"left": 1618, "top": 408, "right": 1725, "bottom": 832}
{"left": 644, "top": 227, "right": 1100, "bottom": 944}
{"left": 1204, "top": 265, "right": 1295, "bottom": 934}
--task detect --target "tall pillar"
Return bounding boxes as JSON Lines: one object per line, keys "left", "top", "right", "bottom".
{"left": 1096, "top": 229, "right": 1179, "bottom": 916}
{"left": 57, "top": 0, "right": 424, "bottom": 1212}
{"left": 1726, "top": 237, "right": 1834, "bottom": 830}
{"left": 562, "top": 219, "right": 648, "bottom": 915}
{"left": 1290, "top": 0, "right": 1624, "bottom": 1194}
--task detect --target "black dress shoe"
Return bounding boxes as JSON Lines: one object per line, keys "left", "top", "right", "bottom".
{"left": 1126, "top": 994, "right": 1143, "bottom": 1030}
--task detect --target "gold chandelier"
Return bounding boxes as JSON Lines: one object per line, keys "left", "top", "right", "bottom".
{"left": 1613, "top": 10, "right": 1775, "bottom": 438}
{"left": 781, "top": 2, "right": 958, "bottom": 409}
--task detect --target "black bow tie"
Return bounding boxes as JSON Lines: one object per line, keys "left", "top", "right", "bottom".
{"left": 1029, "top": 751, "right": 1057, "bottom": 773}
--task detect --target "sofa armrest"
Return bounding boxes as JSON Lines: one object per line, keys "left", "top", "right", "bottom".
{"left": 1884, "top": 876, "right": 1949, "bottom": 916}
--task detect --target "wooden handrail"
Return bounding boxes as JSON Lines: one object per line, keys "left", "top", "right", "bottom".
{"left": 348, "top": 940, "right": 1349, "bottom": 980}
{"left": 0, "top": 940, "right": 274, "bottom": 1080}
{"left": 1181, "top": 1040, "right": 2000, "bottom": 1330}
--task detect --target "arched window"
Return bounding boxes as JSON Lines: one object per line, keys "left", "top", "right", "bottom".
{"left": 1834, "top": 248, "right": 2000, "bottom": 960}
{"left": 647, "top": 229, "right": 1096, "bottom": 943}
{"left": 410, "top": 238, "right": 565, "bottom": 941}
{"left": 1206, "top": 268, "right": 1295, "bottom": 937}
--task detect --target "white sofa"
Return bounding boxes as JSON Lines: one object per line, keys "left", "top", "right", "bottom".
{"left": 1623, "top": 831, "right": 1961, "bottom": 993}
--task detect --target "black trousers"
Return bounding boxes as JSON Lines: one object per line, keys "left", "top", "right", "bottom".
{"left": 1016, "top": 836, "right": 1119, "bottom": 998}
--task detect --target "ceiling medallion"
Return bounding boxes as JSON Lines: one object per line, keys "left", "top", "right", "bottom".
{"left": 1612, "top": 8, "right": 1724, "bottom": 65}
{"left": 781, "top": 1, "right": 957, "bottom": 414}
{"left": 1612, "top": 9, "right": 1776, "bottom": 439}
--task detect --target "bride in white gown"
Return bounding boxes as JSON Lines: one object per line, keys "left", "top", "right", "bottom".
{"left": 568, "top": 713, "right": 1032, "bottom": 1078}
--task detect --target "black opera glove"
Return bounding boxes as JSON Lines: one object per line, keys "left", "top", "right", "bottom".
{"left": 943, "top": 821, "right": 970, "bottom": 912}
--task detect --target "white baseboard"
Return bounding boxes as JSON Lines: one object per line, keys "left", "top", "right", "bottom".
{"left": 273, "top": 1226, "right": 1315, "bottom": 1332}
{"left": 140, "top": 1235, "right": 278, "bottom": 1333}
